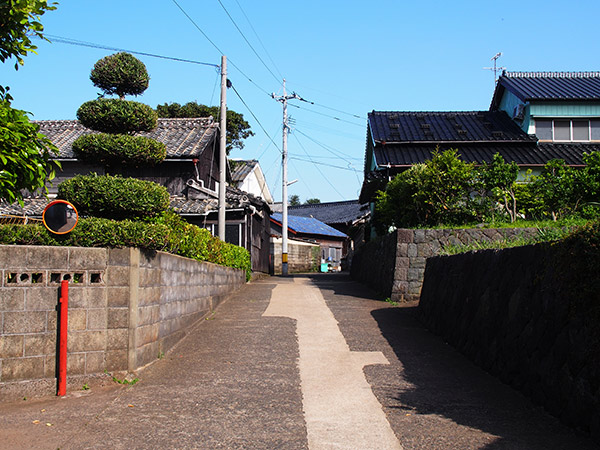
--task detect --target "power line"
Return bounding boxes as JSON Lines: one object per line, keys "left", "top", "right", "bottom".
{"left": 215, "top": 0, "right": 281, "bottom": 84}
{"left": 171, "top": 0, "right": 272, "bottom": 96}
{"left": 287, "top": 103, "right": 364, "bottom": 127}
{"left": 43, "top": 34, "right": 220, "bottom": 68}
{"left": 232, "top": 0, "right": 284, "bottom": 80}
{"left": 229, "top": 82, "right": 282, "bottom": 154}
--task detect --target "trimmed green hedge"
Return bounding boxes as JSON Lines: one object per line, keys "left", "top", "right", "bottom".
{"left": 0, "top": 212, "right": 251, "bottom": 280}
{"left": 58, "top": 174, "right": 170, "bottom": 220}
{"left": 77, "top": 99, "right": 157, "bottom": 133}
{"left": 72, "top": 133, "right": 166, "bottom": 167}
{"left": 90, "top": 52, "right": 149, "bottom": 98}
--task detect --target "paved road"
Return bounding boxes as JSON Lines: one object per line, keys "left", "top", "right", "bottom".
{"left": 0, "top": 273, "right": 597, "bottom": 449}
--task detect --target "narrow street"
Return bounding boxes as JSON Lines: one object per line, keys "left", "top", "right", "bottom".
{"left": 0, "top": 274, "right": 597, "bottom": 449}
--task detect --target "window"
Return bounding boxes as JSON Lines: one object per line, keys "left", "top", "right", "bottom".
{"left": 535, "top": 118, "right": 600, "bottom": 142}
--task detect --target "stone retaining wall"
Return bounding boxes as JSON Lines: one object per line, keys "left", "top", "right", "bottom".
{"left": 419, "top": 244, "right": 599, "bottom": 442}
{"left": 0, "top": 245, "right": 245, "bottom": 398}
{"left": 351, "top": 227, "right": 537, "bottom": 301}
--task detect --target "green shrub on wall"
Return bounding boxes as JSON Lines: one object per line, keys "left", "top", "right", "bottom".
{"left": 58, "top": 174, "right": 170, "bottom": 220}
{"left": 72, "top": 133, "right": 166, "bottom": 167}
{"left": 90, "top": 52, "right": 150, "bottom": 98}
{"left": 77, "top": 99, "right": 157, "bottom": 133}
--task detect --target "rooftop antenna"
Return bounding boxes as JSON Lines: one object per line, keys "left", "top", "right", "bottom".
{"left": 483, "top": 52, "right": 506, "bottom": 85}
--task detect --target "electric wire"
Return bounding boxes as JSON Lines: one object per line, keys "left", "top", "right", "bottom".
{"left": 229, "top": 82, "right": 282, "bottom": 154}
{"left": 43, "top": 34, "right": 220, "bottom": 68}
{"left": 288, "top": 103, "right": 364, "bottom": 127}
{"left": 171, "top": 0, "right": 272, "bottom": 96}
{"left": 295, "top": 128, "right": 360, "bottom": 166}
{"left": 215, "top": 0, "right": 281, "bottom": 84}
{"left": 232, "top": 0, "right": 284, "bottom": 80}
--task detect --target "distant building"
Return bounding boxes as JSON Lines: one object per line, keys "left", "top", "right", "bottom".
{"left": 229, "top": 159, "right": 274, "bottom": 204}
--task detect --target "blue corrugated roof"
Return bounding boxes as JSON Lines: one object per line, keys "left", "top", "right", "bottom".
{"left": 271, "top": 213, "right": 347, "bottom": 238}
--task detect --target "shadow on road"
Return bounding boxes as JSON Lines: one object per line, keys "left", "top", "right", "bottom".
{"left": 303, "top": 272, "right": 598, "bottom": 450}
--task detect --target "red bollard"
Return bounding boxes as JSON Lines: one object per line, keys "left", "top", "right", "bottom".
{"left": 57, "top": 280, "right": 69, "bottom": 396}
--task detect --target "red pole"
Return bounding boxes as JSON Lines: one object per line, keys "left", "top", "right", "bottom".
{"left": 57, "top": 280, "right": 69, "bottom": 396}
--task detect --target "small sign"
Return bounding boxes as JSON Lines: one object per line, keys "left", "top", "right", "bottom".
{"left": 43, "top": 200, "right": 79, "bottom": 234}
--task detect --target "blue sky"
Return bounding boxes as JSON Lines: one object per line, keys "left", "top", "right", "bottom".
{"left": 3, "top": 0, "right": 600, "bottom": 203}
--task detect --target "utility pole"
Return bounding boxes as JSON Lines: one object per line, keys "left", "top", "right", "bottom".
{"left": 272, "top": 80, "right": 302, "bottom": 276}
{"left": 218, "top": 55, "right": 227, "bottom": 241}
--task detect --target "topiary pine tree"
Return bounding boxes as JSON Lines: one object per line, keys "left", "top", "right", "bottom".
{"left": 61, "top": 53, "right": 168, "bottom": 220}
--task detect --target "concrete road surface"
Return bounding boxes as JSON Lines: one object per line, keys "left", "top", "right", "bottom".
{"left": 0, "top": 273, "right": 597, "bottom": 449}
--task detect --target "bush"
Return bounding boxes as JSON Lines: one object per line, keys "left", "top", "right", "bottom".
{"left": 58, "top": 174, "right": 170, "bottom": 220}
{"left": 77, "top": 99, "right": 157, "bottom": 133}
{"left": 90, "top": 52, "right": 149, "bottom": 98}
{"left": 0, "top": 213, "right": 252, "bottom": 280}
{"left": 72, "top": 133, "right": 166, "bottom": 167}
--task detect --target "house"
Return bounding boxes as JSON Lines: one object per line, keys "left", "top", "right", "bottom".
{"left": 0, "top": 118, "right": 272, "bottom": 273}
{"left": 229, "top": 159, "right": 274, "bottom": 204}
{"left": 361, "top": 71, "right": 600, "bottom": 205}
{"left": 270, "top": 213, "right": 349, "bottom": 273}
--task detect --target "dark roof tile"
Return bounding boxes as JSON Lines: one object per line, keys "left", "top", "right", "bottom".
{"left": 287, "top": 200, "right": 367, "bottom": 224}
{"left": 497, "top": 72, "right": 600, "bottom": 102}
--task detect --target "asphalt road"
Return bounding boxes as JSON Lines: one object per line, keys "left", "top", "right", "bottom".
{"left": 0, "top": 273, "right": 597, "bottom": 449}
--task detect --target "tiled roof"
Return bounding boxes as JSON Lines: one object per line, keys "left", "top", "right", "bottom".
{"left": 271, "top": 213, "right": 347, "bottom": 238}
{"left": 369, "top": 111, "right": 534, "bottom": 144}
{"left": 372, "top": 142, "right": 593, "bottom": 167}
{"left": 286, "top": 200, "right": 368, "bottom": 225}
{"left": 0, "top": 198, "right": 48, "bottom": 217}
{"left": 493, "top": 72, "right": 600, "bottom": 104}
{"left": 35, "top": 118, "right": 218, "bottom": 159}
{"left": 230, "top": 159, "right": 258, "bottom": 183}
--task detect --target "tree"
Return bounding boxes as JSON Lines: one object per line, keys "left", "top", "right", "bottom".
{"left": 156, "top": 101, "right": 254, "bottom": 153}
{"left": 480, "top": 153, "right": 519, "bottom": 222}
{"left": 0, "top": 0, "right": 59, "bottom": 204}
{"left": 289, "top": 194, "right": 301, "bottom": 206}
{"left": 305, "top": 198, "right": 321, "bottom": 204}
{"left": 0, "top": 0, "right": 57, "bottom": 69}
{"left": 90, "top": 52, "right": 149, "bottom": 99}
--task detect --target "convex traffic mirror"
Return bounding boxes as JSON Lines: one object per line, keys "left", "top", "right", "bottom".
{"left": 43, "top": 200, "right": 79, "bottom": 234}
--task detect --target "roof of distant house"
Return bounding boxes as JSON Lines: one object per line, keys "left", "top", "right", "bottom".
{"left": 270, "top": 213, "right": 347, "bottom": 238}
{"left": 35, "top": 118, "right": 218, "bottom": 159}
{"left": 491, "top": 72, "right": 600, "bottom": 107}
{"left": 285, "top": 200, "right": 368, "bottom": 225}
{"left": 230, "top": 159, "right": 258, "bottom": 183}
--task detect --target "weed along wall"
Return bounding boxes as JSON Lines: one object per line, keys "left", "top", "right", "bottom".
{"left": 0, "top": 245, "right": 245, "bottom": 399}
{"left": 351, "top": 227, "right": 537, "bottom": 302}
{"left": 419, "top": 243, "right": 600, "bottom": 442}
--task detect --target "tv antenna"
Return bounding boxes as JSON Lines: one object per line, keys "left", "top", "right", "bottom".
{"left": 483, "top": 52, "right": 506, "bottom": 84}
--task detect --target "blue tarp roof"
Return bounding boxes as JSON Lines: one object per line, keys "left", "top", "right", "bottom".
{"left": 271, "top": 213, "right": 347, "bottom": 238}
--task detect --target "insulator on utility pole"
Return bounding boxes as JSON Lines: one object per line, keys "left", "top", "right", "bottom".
{"left": 272, "top": 79, "right": 303, "bottom": 276}
{"left": 218, "top": 55, "right": 227, "bottom": 241}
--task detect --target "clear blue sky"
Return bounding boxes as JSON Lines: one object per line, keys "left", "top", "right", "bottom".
{"left": 3, "top": 0, "right": 600, "bottom": 203}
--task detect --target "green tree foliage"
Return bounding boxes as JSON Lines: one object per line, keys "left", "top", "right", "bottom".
{"left": 289, "top": 194, "right": 301, "bottom": 206}
{"left": 305, "top": 198, "right": 321, "bottom": 204}
{"left": 156, "top": 101, "right": 254, "bottom": 152}
{"left": 77, "top": 98, "right": 157, "bottom": 134}
{"left": 480, "top": 153, "right": 519, "bottom": 222}
{"left": 0, "top": 0, "right": 57, "bottom": 69}
{"left": 0, "top": 90, "right": 59, "bottom": 204}
{"left": 58, "top": 174, "right": 170, "bottom": 220}
{"left": 375, "top": 149, "right": 477, "bottom": 229}
{"left": 0, "top": 0, "right": 59, "bottom": 204}
{"left": 90, "top": 52, "right": 150, "bottom": 99}
{"left": 72, "top": 133, "right": 166, "bottom": 167}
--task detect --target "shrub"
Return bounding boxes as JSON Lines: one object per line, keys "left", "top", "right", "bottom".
{"left": 72, "top": 133, "right": 166, "bottom": 167}
{"left": 58, "top": 174, "right": 170, "bottom": 220}
{"left": 77, "top": 99, "right": 157, "bottom": 133}
{"left": 90, "top": 52, "right": 149, "bottom": 98}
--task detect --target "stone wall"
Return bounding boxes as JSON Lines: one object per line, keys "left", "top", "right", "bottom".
{"left": 351, "top": 227, "right": 537, "bottom": 301}
{"left": 0, "top": 245, "right": 245, "bottom": 398}
{"left": 271, "top": 238, "right": 319, "bottom": 274}
{"left": 419, "top": 244, "right": 599, "bottom": 441}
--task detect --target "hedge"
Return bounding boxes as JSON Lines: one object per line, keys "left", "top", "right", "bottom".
{"left": 58, "top": 174, "right": 170, "bottom": 220}
{"left": 77, "top": 99, "right": 157, "bottom": 133}
{"left": 0, "top": 213, "right": 251, "bottom": 280}
{"left": 90, "top": 52, "right": 149, "bottom": 98}
{"left": 72, "top": 133, "right": 166, "bottom": 167}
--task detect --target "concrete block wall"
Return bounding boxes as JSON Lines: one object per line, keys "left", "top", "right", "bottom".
{"left": 0, "top": 245, "right": 245, "bottom": 394}
{"left": 271, "top": 239, "right": 319, "bottom": 274}
{"left": 351, "top": 227, "right": 537, "bottom": 301}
